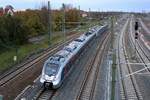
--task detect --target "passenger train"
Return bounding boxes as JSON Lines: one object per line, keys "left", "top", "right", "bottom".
{"left": 40, "top": 24, "right": 108, "bottom": 89}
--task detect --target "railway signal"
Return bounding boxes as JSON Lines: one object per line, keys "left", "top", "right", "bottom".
{"left": 134, "top": 21, "right": 139, "bottom": 59}
{"left": 135, "top": 32, "right": 138, "bottom": 39}
{"left": 135, "top": 21, "right": 138, "bottom": 31}
{"left": 135, "top": 21, "right": 139, "bottom": 39}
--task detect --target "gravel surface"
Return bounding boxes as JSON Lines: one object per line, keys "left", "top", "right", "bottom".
{"left": 92, "top": 53, "right": 109, "bottom": 100}
{"left": 139, "top": 18, "right": 150, "bottom": 42}
{"left": 125, "top": 17, "right": 150, "bottom": 100}
{"left": 134, "top": 75, "right": 150, "bottom": 100}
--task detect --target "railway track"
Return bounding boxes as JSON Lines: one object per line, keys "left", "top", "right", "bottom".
{"left": 137, "top": 18, "right": 150, "bottom": 61}
{"left": 134, "top": 40, "right": 150, "bottom": 71}
{"left": 0, "top": 33, "right": 81, "bottom": 86}
{"left": 118, "top": 19, "right": 143, "bottom": 100}
{"left": 31, "top": 31, "right": 110, "bottom": 100}
{"left": 75, "top": 32, "right": 110, "bottom": 100}
{"left": 35, "top": 89, "right": 56, "bottom": 100}
{"left": 129, "top": 18, "right": 150, "bottom": 72}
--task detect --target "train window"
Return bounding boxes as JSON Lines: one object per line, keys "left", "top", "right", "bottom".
{"left": 45, "top": 63, "right": 59, "bottom": 76}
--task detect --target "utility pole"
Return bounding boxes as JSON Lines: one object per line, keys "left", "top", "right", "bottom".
{"left": 62, "top": 3, "right": 66, "bottom": 46}
{"left": 98, "top": 9, "right": 101, "bottom": 24}
{"left": 48, "top": 1, "right": 51, "bottom": 46}
{"left": 78, "top": 5, "right": 80, "bottom": 27}
{"left": 13, "top": 20, "right": 18, "bottom": 62}
{"left": 110, "top": 16, "right": 117, "bottom": 100}
{"left": 111, "top": 16, "right": 114, "bottom": 48}
{"left": 89, "top": 8, "right": 91, "bottom": 22}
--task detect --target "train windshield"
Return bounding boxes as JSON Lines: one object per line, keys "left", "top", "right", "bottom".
{"left": 45, "top": 63, "right": 59, "bottom": 76}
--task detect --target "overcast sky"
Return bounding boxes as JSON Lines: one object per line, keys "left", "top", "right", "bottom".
{"left": 0, "top": 0, "right": 150, "bottom": 12}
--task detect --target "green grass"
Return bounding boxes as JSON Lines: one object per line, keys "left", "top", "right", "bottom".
{"left": 111, "top": 53, "right": 116, "bottom": 100}
{"left": 0, "top": 20, "right": 100, "bottom": 73}
{"left": 0, "top": 51, "right": 15, "bottom": 71}
{"left": 0, "top": 42, "right": 46, "bottom": 71}
{"left": 0, "top": 33, "right": 63, "bottom": 73}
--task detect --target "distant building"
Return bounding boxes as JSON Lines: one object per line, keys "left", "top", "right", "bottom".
{"left": 0, "top": 5, "right": 14, "bottom": 16}
{"left": 4, "top": 5, "right": 14, "bottom": 16}
{"left": 82, "top": 13, "right": 88, "bottom": 18}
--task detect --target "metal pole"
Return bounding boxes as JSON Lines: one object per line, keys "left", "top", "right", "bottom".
{"left": 111, "top": 16, "right": 114, "bottom": 48}
{"left": 135, "top": 36, "right": 136, "bottom": 58}
{"left": 62, "top": 3, "right": 66, "bottom": 46}
{"left": 78, "top": 5, "right": 80, "bottom": 27}
{"left": 110, "top": 16, "right": 117, "bottom": 100}
{"left": 89, "top": 8, "right": 91, "bottom": 23}
{"left": 98, "top": 9, "right": 100, "bottom": 24}
{"left": 89, "top": 8, "right": 91, "bottom": 17}
{"left": 14, "top": 20, "right": 18, "bottom": 62}
{"left": 135, "top": 31, "right": 138, "bottom": 58}
{"left": 134, "top": 21, "right": 139, "bottom": 58}
{"left": 48, "top": 1, "right": 51, "bottom": 46}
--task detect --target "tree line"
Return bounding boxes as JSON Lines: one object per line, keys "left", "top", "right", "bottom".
{"left": 0, "top": 5, "right": 81, "bottom": 50}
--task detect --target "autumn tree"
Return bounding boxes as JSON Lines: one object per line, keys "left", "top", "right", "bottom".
{"left": 16, "top": 9, "right": 45, "bottom": 37}
{"left": 0, "top": 15, "right": 28, "bottom": 49}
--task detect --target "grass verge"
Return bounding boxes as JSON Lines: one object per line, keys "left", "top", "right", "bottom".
{"left": 0, "top": 33, "right": 65, "bottom": 73}
{"left": 111, "top": 52, "right": 116, "bottom": 100}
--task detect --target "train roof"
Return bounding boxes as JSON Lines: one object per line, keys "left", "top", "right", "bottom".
{"left": 56, "top": 50, "right": 70, "bottom": 57}
{"left": 64, "top": 42, "right": 77, "bottom": 52}
{"left": 48, "top": 55, "right": 64, "bottom": 64}
{"left": 74, "top": 35, "right": 86, "bottom": 42}
{"left": 46, "top": 50, "right": 70, "bottom": 64}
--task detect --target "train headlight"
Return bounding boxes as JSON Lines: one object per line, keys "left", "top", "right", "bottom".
{"left": 53, "top": 76, "right": 57, "bottom": 81}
